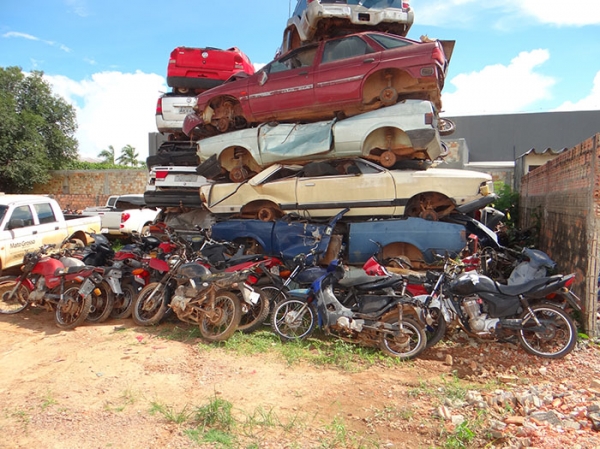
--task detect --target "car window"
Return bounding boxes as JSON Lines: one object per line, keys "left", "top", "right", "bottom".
{"left": 292, "top": 0, "right": 308, "bottom": 17}
{"left": 346, "top": 0, "right": 406, "bottom": 8}
{"left": 269, "top": 46, "right": 318, "bottom": 74}
{"left": 0, "top": 205, "right": 7, "bottom": 224}
{"left": 8, "top": 205, "right": 34, "bottom": 229}
{"left": 355, "top": 159, "right": 383, "bottom": 174}
{"left": 367, "top": 33, "right": 412, "bottom": 50}
{"left": 34, "top": 202, "right": 57, "bottom": 224}
{"left": 262, "top": 166, "right": 302, "bottom": 183}
{"left": 321, "top": 36, "right": 374, "bottom": 63}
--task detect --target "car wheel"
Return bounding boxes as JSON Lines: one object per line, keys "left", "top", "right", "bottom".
{"left": 229, "top": 166, "right": 249, "bottom": 183}
{"left": 379, "top": 86, "right": 398, "bottom": 106}
{"left": 380, "top": 150, "right": 397, "bottom": 168}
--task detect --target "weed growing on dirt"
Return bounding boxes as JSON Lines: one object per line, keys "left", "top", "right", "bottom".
{"left": 156, "top": 324, "right": 201, "bottom": 342}
{"left": 321, "top": 416, "right": 379, "bottom": 449}
{"left": 40, "top": 390, "right": 57, "bottom": 410}
{"left": 149, "top": 401, "right": 191, "bottom": 424}
{"left": 221, "top": 329, "right": 280, "bottom": 354}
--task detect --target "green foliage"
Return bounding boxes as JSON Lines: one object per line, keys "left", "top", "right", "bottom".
{"left": 0, "top": 66, "right": 78, "bottom": 192}
{"left": 492, "top": 182, "right": 519, "bottom": 227}
{"left": 116, "top": 144, "right": 142, "bottom": 167}
{"left": 62, "top": 160, "right": 140, "bottom": 170}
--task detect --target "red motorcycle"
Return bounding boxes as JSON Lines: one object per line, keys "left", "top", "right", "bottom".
{"left": 0, "top": 244, "right": 102, "bottom": 329}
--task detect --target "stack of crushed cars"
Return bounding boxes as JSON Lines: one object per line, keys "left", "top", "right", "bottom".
{"left": 146, "top": 0, "right": 500, "bottom": 267}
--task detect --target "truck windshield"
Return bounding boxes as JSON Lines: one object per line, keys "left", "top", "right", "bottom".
{"left": 0, "top": 206, "right": 7, "bottom": 224}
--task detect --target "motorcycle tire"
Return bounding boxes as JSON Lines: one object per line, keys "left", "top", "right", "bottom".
{"left": 110, "top": 281, "right": 139, "bottom": 320}
{"left": 258, "top": 285, "right": 289, "bottom": 319}
{"left": 237, "top": 288, "right": 270, "bottom": 334}
{"left": 132, "top": 282, "right": 168, "bottom": 326}
{"left": 86, "top": 280, "right": 114, "bottom": 323}
{"left": 517, "top": 303, "right": 577, "bottom": 359}
{"left": 379, "top": 315, "right": 427, "bottom": 360}
{"left": 199, "top": 290, "right": 242, "bottom": 342}
{"left": 423, "top": 307, "right": 448, "bottom": 348}
{"left": 55, "top": 281, "right": 92, "bottom": 330}
{"left": 0, "top": 276, "right": 30, "bottom": 314}
{"left": 270, "top": 298, "right": 316, "bottom": 342}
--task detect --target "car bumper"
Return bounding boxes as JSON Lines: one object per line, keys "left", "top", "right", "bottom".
{"left": 144, "top": 189, "right": 203, "bottom": 208}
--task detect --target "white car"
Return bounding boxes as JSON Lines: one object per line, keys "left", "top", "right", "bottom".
{"left": 196, "top": 100, "right": 446, "bottom": 182}
{"left": 199, "top": 158, "right": 495, "bottom": 221}
{"left": 144, "top": 166, "right": 209, "bottom": 208}
{"left": 282, "top": 0, "right": 414, "bottom": 55}
{"left": 155, "top": 93, "right": 197, "bottom": 136}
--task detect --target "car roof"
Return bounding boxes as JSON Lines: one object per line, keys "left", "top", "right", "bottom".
{"left": 0, "top": 194, "right": 54, "bottom": 206}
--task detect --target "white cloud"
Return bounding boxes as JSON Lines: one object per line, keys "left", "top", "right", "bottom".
{"left": 45, "top": 71, "right": 167, "bottom": 161}
{"left": 442, "top": 49, "right": 556, "bottom": 115}
{"left": 3, "top": 31, "right": 71, "bottom": 52}
{"left": 412, "top": 0, "right": 600, "bottom": 27}
{"left": 554, "top": 71, "right": 600, "bottom": 111}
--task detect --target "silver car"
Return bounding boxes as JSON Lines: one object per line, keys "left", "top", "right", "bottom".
{"left": 155, "top": 93, "right": 197, "bottom": 136}
{"left": 196, "top": 100, "right": 446, "bottom": 182}
{"left": 282, "top": 0, "right": 414, "bottom": 55}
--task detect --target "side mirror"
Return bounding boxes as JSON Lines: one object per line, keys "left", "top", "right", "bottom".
{"left": 258, "top": 71, "right": 268, "bottom": 86}
{"left": 7, "top": 218, "right": 25, "bottom": 230}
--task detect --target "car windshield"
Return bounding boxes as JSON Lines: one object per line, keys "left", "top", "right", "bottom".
{"left": 0, "top": 205, "right": 7, "bottom": 224}
{"left": 323, "top": 0, "right": 407, "bottom": 9}
{"left": 367, "top": 33, "right": 412, "bottom": 50}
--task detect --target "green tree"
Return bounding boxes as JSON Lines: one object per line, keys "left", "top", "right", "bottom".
{"left": 0, "top": 66, "right": 78, "bottom": 193}
{"left": 97, "top": 145, "right": 116, "bottom": 164}
{"left": 116, "top": 144, "right": 140, "bottom": 167}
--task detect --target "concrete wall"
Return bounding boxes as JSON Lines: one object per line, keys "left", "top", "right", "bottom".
{"left": 31, "top": 169, "right": 148, "bottom": 211}
{"left": 520, "top": 134, "right": 600, "bottom": 335}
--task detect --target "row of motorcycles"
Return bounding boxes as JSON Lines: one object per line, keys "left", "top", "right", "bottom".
{"left": 0, "top": 224, "right": 583, "bottom": 360}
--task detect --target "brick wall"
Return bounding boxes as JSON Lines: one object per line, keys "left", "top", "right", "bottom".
{"left": 31, "top": 169, "right": 148, "bottom": 211}
{"left": 520, "top": 134, "right": 599, "bottom": 335}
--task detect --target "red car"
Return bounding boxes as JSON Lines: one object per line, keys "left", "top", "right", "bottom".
{"left": 183, "top": 31, "right": 454, "bottom": 137}
{"left": 167, "top": 46, "right": 255, "bottom": 94}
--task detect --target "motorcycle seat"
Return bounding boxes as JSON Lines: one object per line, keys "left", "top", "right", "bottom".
{"left": 495, "top": 275, "right": 562, "bottom": 296}
{"left": 338, "top": 271, "right": 403, "bottom": 290}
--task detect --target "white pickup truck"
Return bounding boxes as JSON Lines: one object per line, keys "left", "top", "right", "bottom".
{"left": 81, "top": 194, "right": 160, "bottom": 237}
{"left": 0, "top": 195, "right": 102, "bottom": 274}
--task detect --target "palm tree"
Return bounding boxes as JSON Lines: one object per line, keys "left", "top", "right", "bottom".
{"left": 97, "top": 145, "right": 116, "bottom": 164}
{"left": 116, "top": 144, "right": 140, "bottom": 167}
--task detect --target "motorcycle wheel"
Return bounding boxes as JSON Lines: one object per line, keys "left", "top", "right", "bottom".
{"left": 199, "top": 290, "right": 242, "bottom": 342}
{"left": 86, "top": 280, "right": 114, "bottom": 323}
{"left": 517, "top": 303, "right": 577, "bottom": 359}
{"left": 423, "top": 307, "right": 447, "bottom": 348}
{"left": 55, "top": 281, "right": 92, "bottom": 330}
{"left": 237, "top": 288, "right": 270, "bottom": 334}
{"left": 110, "top": 281, "right": 139, "bottom": 320}
{"left": 0, "top": 276, "right": 30, "bottom": 314}
{"left": 132, "top": 282, "right": 168, "bottom": 326}
{"left": 270, "top": 298, "right": 316, "bottom": 341}
{"left": 379, "top": 315, "right": 427, "bottom": 360}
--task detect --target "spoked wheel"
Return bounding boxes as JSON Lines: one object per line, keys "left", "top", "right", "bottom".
{"left": 199, "top": 290, "right": 242, "bottom": 342}
{"left": 86, "top": 280, "right": 114, "bottom": 323}
{"left": 110, "top": 281, "right": 139, "bottom": 319}
{"left": 517, "top": 304, "right": 577, "bottom": 359}
{"left": 237, "top": 288, "right": 270, "bottom": 334}
{"left": 259, "top": 285, "right": 289, "bottom": 318}
{"left": 379, "top": 313, "right": 427, "bottom": 360}
{"left": 270, "top": 298, "right": 316, "bottom": 341}
{"left": 55, "top": 282, "right": 92, "bottom": 330}
{"left": 0, "top": 276, "right": 30, "bottom": 314}
{"left": 132, "top": 282, "right": 168, "bottom": 326}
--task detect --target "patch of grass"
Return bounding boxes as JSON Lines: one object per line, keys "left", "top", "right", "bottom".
{"left": 193, "top": 396, "right": 235, "bottom": 431}
{"left": 320, "top": 416, "right": 379, "bottom": 449}
{"left": 221, "top": 329, "right": 280, "bottom": 355}
{"left": 40, "top": 390, "right": 57, "bottom": 410}
{"left": 149, "top": 401, "right": 191, "bottom": 424}
{"left": 441, "top": 418, "right": 481, "bottom": 449}
{"left": 156, "top": 324, "right": 201, "bottom": 342}
{"left": 105, "top": 388, "right": 138, "bottom": 412}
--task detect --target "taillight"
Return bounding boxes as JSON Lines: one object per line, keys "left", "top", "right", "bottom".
{"left": 247, "top": 274, "right": 259, "bottom": 285}
{"left": 565, "top": 277, "right": 575, "bottom": 288}
{"left": 156, "top": 97, "right": 163, "bottom": 115}
{"left": 432, "top": 46, "right": 445, "bottom": 65}
{"left": 155, "top": 170, "right": 168, "bottom": 180}
{"left": 234, "top": 55, "right": 243, "bottom": 70}
{"left": 424, "top": 112, "right": 434, "bottom": 125}
{"left": 402, "top": 1, "right": 410, "bottom": 9}
{"left": 121, "top": 212, "right": 130, "bottom": 223}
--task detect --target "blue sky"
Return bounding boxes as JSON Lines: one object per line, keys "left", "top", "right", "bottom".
{"left": 1, "top": 0, "right": 599, "bottom": 159}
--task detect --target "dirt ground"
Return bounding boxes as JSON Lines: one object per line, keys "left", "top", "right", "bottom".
{"left": 1, "top": 309, "right": 600, "bottom": 449}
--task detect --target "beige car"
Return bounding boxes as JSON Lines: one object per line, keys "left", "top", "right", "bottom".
{"left": 199, "top": 158, "right": 494, "bottom": 221}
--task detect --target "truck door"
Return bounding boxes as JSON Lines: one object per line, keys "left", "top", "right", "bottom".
{"left": 33, "top": 202, "right": 67, "bottom": 245}
{"left": 2, "top": 205, "right": 42, "bottom": 269}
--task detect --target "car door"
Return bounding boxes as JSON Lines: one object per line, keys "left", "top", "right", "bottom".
{"left": 314, "top": 35, "right": 380, "bottom": 107}
{"left": 294, "top": 159, "right": 397, "bottom": 217}
{"left": 2, "top": 205, "right": 42, "bottom": 269}
{"left": 32, "top": 201, "right": 68, "bottom": 246}
{"left": 246, "top": 45, "right": 318, "bottom": 121}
